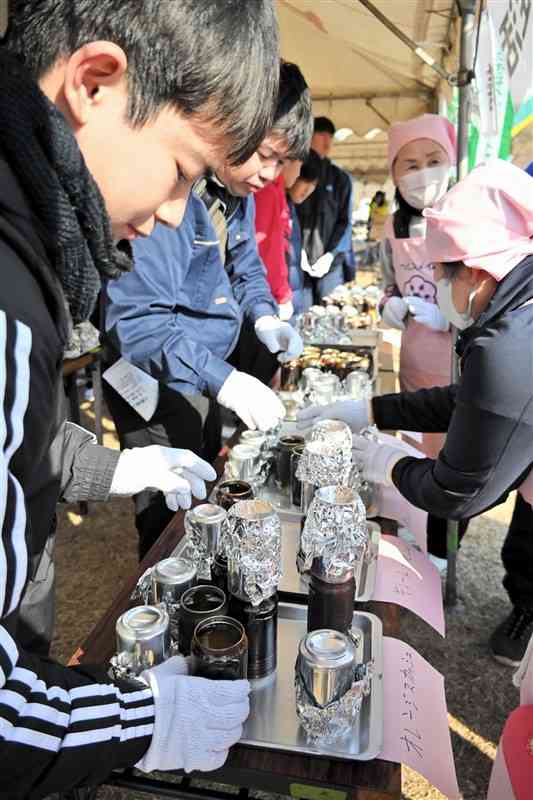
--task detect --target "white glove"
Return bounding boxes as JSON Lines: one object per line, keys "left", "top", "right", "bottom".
{"left": 110, "top": 445, "right": 217, "bottom": 511}
{"left": 405, "top": 295, "right": 450, "bottom": 332}
{"left": 301, "top": 250, "right": 312, "bottom": 275}
{"left": 352, "top": 434, "right": 406, "bottom": 485}
{"left": 309, "top": 252, "right": 334, "bottom": 278}
{"left": 217, "top": 370, "right": 286, "bottom": 431}
{"left": 297, "top": 399, "right": 371, "bottom": 433}
{"left": 136, "top": 656, "right": 250, "bottom": 774}
{"left": 381, "top": 297, "right": 409, "bottom": 330}
{"left": 254, "top": 315, "right": 304, "bottom": 363}
{"left": 278, "top": 299, "right": 294, "bottom": 322}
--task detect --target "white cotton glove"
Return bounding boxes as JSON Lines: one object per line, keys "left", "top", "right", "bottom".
{"left": 405, "top": 295, "right": 450, "bottom": 332}
{"left": 278, "top": 299, "right": 294, "bottom": 322}
{"left": 136, "top": 656, "right": 250, "bottom": 774}
{"left": 110, "top": 445, "right": 217, "bottom": 511}
{"left": 297, "top": 399, "right": 372, "bottom": 433}
{"left": 217, "top": 370, "right": 286, "bottom": 431}
{"left": 254, "top": 315, "right": 304, "bottom": 363}
{"left": 309, "top": 252, "right": 334, "bottom": 278}
{"left": 381, "top": 297, "right": 409, "bottom": 331}
{"left": 301, "top": 250, "right": 313, "bottom": 275}
{"left": 351, "top": 434, "right": 406, "bottom": 486}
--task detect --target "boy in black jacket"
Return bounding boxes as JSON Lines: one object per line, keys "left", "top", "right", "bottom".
{"left": 0, "top": 1, "right": 279, "bottom": 795}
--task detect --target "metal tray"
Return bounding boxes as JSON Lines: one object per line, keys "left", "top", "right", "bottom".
{"left": 277, "top": 518, "right": 380, "bottom": 604}
{"left": 242, "top": 603, "right": 383, "bottom": 761}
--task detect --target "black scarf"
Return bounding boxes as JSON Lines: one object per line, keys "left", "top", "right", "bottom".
{"left": 0, "top": 50, "right": 132, "bottom": 324}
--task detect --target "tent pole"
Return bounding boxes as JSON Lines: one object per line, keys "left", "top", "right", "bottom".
{"left": 356, "top": 0, "right": 454, "bottom": 82}
{"left": 445, "top": 0, "right": 478, "bottom": 608}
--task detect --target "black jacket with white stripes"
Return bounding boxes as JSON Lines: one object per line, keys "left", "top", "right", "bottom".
{"left": 0, "top": 159, "right": 154, "bottom": 796}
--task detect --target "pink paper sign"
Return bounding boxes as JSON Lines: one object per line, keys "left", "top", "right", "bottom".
{"left": 376, "top": 484, "right": 428, "bottom": 552}
{"left": 373, "top": 534, "right": 445, "bottom": 636}
{"left": 381, "top": 636, "right": 460, "bottom": 799}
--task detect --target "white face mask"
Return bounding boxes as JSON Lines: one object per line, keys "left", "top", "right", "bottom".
{"left": 398, "top": 164, "right": 450, "bottom": 210}
{"left": 436, "top": 277, "right": 476, "bottom": 330}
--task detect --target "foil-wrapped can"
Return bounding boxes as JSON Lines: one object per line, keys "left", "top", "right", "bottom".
{"left": 225, "top": 499, "right": 282, "bottom": 606}
{"left": 184, "top": 503, "right": 227, "bottom": 579}
{"left": 116, "top": 605, "right": 170, "bottom": 673}
{"left": 151, "top": 556, "right": 197, "bottom": 606}
{"left": 295, "top": 628, "right": 365, "bottom": 741}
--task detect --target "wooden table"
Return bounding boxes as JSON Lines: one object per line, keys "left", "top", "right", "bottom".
{"left": 72, "top": 444, "right": 401, "bottom": 800}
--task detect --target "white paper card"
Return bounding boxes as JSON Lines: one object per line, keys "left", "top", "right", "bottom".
{"left": 103, "top": 358, "right": 159, "bottom": 422}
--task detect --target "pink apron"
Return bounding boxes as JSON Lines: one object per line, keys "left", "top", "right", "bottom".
{"left": 385, "top": 217, "right": 452, "bottom": 458}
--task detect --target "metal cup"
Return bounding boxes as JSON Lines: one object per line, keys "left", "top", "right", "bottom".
{"left": 215, "top": 479, "right": 254, "bottom": 511}
{"left": 191, "top": 615, "right": 248, "bottom": 680}
{"left": 240, "top": 430, "right": 267, "bottom": 451}
{"left": 275, "top": 434, "right": 305, "bottom": 494}
{"left": 296, "top": 629, "right": 357, "bottom": 708}
{"left": 151, "top": 556, "right": 197, "bottom": 606}
{"left": 227, "top": 443, "right": 263, "bottom": 482}
{"left": 184, "top": 503, "right": 227, "bottom": 579}
{"left": 116, "top": 605, "right": 170, "bottom": 673}
{"left": 179, "top": 584, "right": 228, "bottom": 655}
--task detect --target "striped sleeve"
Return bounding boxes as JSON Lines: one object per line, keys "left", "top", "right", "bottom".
{"left": 0, "top": 312, "right": 154, "bottom": 796}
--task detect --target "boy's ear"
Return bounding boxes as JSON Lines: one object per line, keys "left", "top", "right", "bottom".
{"left": 63, "top": 41, "right": 128, "bottom": 126}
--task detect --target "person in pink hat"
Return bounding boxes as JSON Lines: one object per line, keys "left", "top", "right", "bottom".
{"left": 298, "top": 159, "right": 533, "bottom": 661}
{"left": 381, "top": 113, "right": 460, "bottom": 567}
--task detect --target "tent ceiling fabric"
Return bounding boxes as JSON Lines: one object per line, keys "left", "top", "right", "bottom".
{"left": 279, "top": 0, "right": 457, "bottom": 179}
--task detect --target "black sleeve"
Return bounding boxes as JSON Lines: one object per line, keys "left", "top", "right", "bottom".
{"left": 372, "top": 384, "right": 459, "bottom": 432}
{"left": 55, "top": 422, "right": 120, "bottom": 503}
{"left": 0, "top": 311, "right": 153, "bottom": 798}
{"left": 389, "top": 342, "right": 533, "bottom": 520}
{"left": 325, "top": 169, "right": 351, "bottom": 254}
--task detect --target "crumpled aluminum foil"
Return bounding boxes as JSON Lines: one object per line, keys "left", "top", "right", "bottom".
{"left": 296, "top": 439, "right": 352, "bottom": 488}
{"left": 129, "top": 566, "right": 155, "bottom": 605}
{"left": 295, "top": 657, "right": 374, "bottom": 741}
{"left": 299, "top": 485, "right": 368, "bottom": 578}
{"left": 223, "top": 499, "right": 282, "bottom": 606}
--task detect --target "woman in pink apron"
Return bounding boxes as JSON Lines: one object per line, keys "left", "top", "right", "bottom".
{"left": 379, "top": 114, "right": 457, "bottom": 459}
{"left": 379, "top": 114, "right": 459, "bottom": 565}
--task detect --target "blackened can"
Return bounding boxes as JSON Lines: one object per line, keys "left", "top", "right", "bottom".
{"left": 211, "top": 553, "right": 228, "bottom": 591}
{"left": 229, "top": 593, "right": 278, "bottom": 679}
{"left": 307, "top": 568, "right": 355, "bottom": 634}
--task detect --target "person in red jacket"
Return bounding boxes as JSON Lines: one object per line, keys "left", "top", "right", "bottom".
{"left": 254, "top": 65, "right": 312, "bottom": 322}
{"left": 255, "top": 172, "right": 293, "bottom": 318}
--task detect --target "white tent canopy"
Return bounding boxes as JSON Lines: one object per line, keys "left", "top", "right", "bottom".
{"left": 279, "top": 0, "right": 457, "bottom": 180}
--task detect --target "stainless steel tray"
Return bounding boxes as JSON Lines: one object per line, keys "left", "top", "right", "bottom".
{"left": 277, "top": 518, "right": 380, "bottom": 604}
{"left": 242, "top": 602, "right": 383, "bottom": 761}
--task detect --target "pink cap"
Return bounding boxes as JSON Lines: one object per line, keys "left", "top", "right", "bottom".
{"left": 388, "top": 113, "right": 457, "bottom": 175}
{"left": 423, "top": 160, "right": 533, "bottom": 281}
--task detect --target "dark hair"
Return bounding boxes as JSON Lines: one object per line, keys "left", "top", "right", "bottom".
{"left": 4, "top": 0, "right": 279, "bottom": 165}
{"left": 392, "top": 187, "right": 424, "bottom": 238}
{"left": 442, "top": 260, "right": 466, "bottom": 280}
{"left": 314, "top": 116, "right": 336, "bottom": 136}
{"left": 298, "top": 149, "right": 321, "bottom": 183}
{"left": 270, "top": 61, "right": 313, "bottom": 161}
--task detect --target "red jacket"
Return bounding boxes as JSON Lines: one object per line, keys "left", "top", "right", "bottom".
{"left": 254, "top": 175, "right": 292, "bottom": 304}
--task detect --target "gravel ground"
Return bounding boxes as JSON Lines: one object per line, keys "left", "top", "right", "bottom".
{"left": 50, "top": 403, "right": 521, "bottom": 800}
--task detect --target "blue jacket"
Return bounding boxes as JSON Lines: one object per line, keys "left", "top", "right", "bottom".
{"left": 105, "top": 193, "right": 277, "bottom": 397}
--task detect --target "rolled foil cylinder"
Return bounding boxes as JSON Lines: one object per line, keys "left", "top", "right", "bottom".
{"left": 305, "top": 418, "right": 353, "bottom": 453}
{"left": 184, "top": 503, "right": 227, "bottom": 580}
{"left": 296, "top": 439, "right": 352, "bottom": 489}
{"left": 299, "top": 485, "right": 368, "bottom": 579}
{"left": 223, "top": 498, "right": 282, "bottom": 606}
{"left": 295, "top": 628, "right": 370, "bottom": 741}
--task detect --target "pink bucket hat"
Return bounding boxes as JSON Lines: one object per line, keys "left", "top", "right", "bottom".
{"left": 423, "top": 160, "right": 533, "bottom": 281}
{"left": 388, "top": 113, "right": 457, "bottom": 174}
